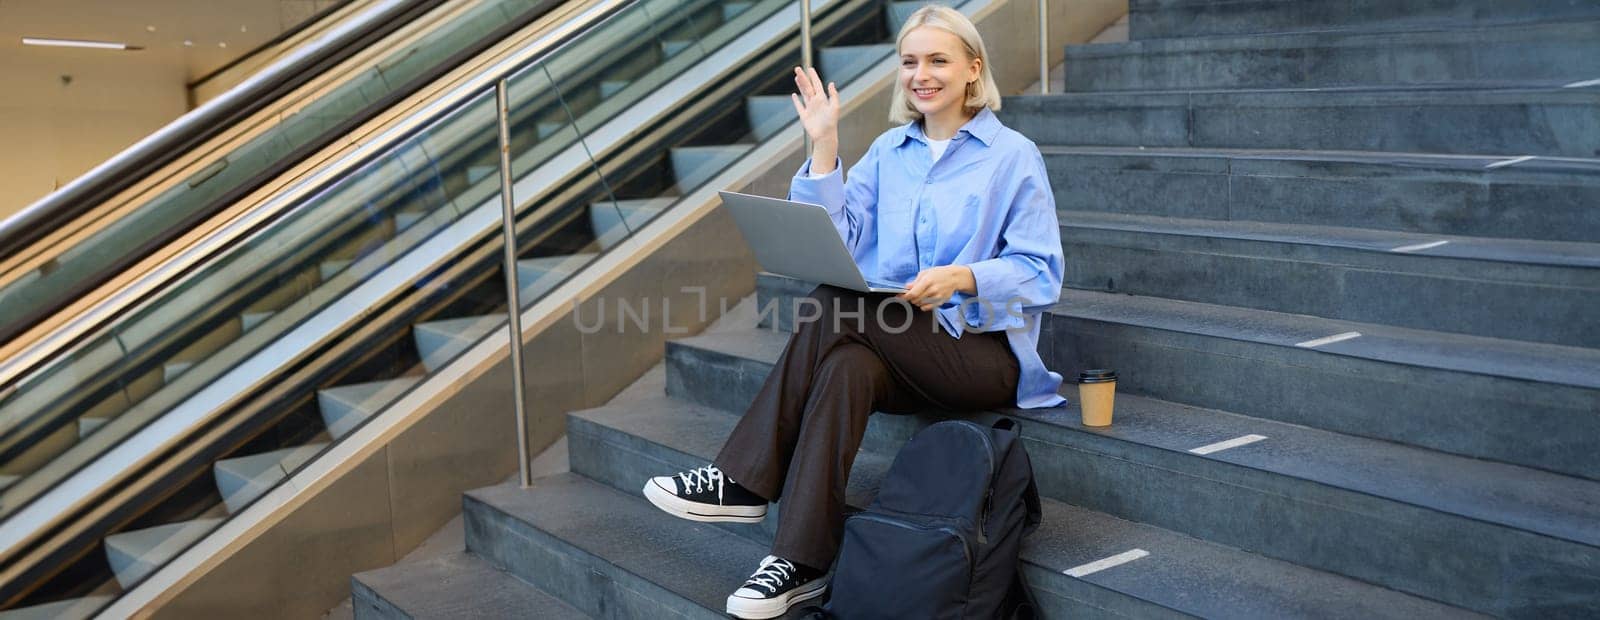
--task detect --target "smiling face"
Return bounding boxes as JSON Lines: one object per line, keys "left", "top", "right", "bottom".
{"left": 898, "top": 26, "right": 982, "bottom": 123}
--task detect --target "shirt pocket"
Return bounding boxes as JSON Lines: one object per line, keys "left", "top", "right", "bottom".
{"left": 929, "top": 193, "right": 983, "bottom": 243}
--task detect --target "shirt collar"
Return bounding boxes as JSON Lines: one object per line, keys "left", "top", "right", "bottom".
{"left": 895, "top": 107, "right": 1001, "bottom": 148}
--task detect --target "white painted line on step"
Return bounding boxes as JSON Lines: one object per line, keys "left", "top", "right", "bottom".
{"left": 1390, "top": 240, "right": 1450, "bottom": 253}
{"left": 1065, "top": 549, "right": 1149, "bottom": 578}
{"left": 1296, "top": 331, "right": 1362, "bottom": 348}
{"left": 1484, "top": 155, "right": 1536, "bottom": 169}
{"left": 1563, "top": 78, "right": 1600, "bottom": 88}
{"left": 1190, "top": 434, "right": 1269, "bottom": 455}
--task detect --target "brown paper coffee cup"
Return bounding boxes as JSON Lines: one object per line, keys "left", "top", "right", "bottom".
{"left": 1078, "top": 369, "right": 1118, "bottom": 427}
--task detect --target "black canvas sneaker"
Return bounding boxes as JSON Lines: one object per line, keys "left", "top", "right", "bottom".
{"left": 643, "top": 464, "right": 767, "bottom": 523}
{"left": 725, "top": 555, "right": 828, "bottom": 619}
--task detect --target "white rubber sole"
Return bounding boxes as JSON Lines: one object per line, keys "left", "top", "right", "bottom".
{"left": 726, "top": 578, "right": 828, "bottom": 619}
{"left": 642, "top": 478, "right": 767, "bottom": 523}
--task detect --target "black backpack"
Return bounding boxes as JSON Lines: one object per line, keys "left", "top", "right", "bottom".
{"left": 806, "top": 417, "right": 1044, "bottom": 619}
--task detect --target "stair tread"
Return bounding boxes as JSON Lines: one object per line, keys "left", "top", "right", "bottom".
{"left": 1011, "top": 83, "right": 1599, "bottom": 104}
{"left": 568, "top": 367, "right": 1479, "bottom": 619}
{"left": 1051, "top": 288, "right": 1600, "bottom": 389}
{"left": 1062, "top": 211, "right": 1600, "bottom": 270}
{"left": 571, "top": 366, "right": 895, "bottom": 512}
{"left": 1127, "top": 0, "right": 1600, "bottom": 39}
{"left": 1033, "top": 144, "right": 1600, "bottom": 174}
{"left": 353, "top": 551, "right": 588, "bottom": 619}
{"left": 668, "top": 326, "right": 1600, "bottom": 549}
{"left": 1070, "top": 17, "right": 1600, "bottom": 57}
{"left": 466, "top": 473, "right": 805, "bottom": 618}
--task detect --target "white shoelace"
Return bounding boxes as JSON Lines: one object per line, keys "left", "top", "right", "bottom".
{"left": 677, "top": 464, "right": 724, "bottom": 501}
{"left": 747, "top": 557, "right": 797, "bottom": 592}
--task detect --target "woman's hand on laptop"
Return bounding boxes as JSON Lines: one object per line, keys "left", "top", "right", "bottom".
{"left": 899, "top": 265, "right": 977, "bottom": 311}
{"left": 791, "top": 66, "right": 840, "bottom": 174}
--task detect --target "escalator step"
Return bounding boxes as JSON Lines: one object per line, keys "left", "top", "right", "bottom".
{"left": 104, "top": 518, "right": 224, "bottom": 589}
{"left": 317, "top": 377, "right": 424, "bottom": 439}
{"left": 412, "top": 315, "right": 505, "bottom": 373}
{"left": 213, "top": 443, "right": 330, "bottom": 514}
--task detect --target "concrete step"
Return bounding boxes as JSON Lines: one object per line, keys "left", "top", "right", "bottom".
{"left": 590, "top": 197, "right": 675, "bottom": 250}
{"left": 412, "top": 314, "right": 505, "bottom": 373}
{"left": 351, "top": 551, "right": 587, "bottom": 619}
{"left": 1129, "top": 0, "right": 1600, "bottom": 39}
{"left": 660, "top": 325, "right": 1600, "bottom": 616}
{"left": 1065, "top": 19, "right": 1600, "bottom": 91}
{"left": 103, "top": 518, "right": 224, "bottom": 589}
{"left": 745, "top": 95, "right": 794, "bottom": 142}
{"left": 668, "top": 145, "right": 753, "bottom": 192}
{"left": 1059, "top": 211, "right": 1600, "bottom": 346}
{"left": 464, "top": 473, "right": 812, "bottom": 619}
{"left": 1051, "top": 289, "right": 1600, "bottom": 480}
{"left": 751, "top": 273, "right": 1600, "bottom": 481}
{"left": 0, "top": 595, "right": 115, "bottom": 620}
{"left": 818, "top": 44, "right": 895, "bottom": 86}
{"left": 567, "top": 364, "right": 1489, "bottom": 617}
{"left": 999, "top": 87, "right": 1600, "bottom": 157}
{"left": 212, "top": 443, "right": 328, "bottom": 514}
{"left": 317, "top": 378, "right": 423, "bottom": 440}
{"left": 1038, "top": 145, "right": 1600, "bottom": 243}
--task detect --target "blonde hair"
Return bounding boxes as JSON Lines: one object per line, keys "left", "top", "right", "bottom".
{"left": 889, "top": 5, "right": 1002, "bottom": 124}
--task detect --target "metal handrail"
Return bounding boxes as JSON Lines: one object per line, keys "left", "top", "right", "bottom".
{"left": 1039, "top": 0, "right": 1049, "bottom": 94}
{"left": 494, "top": 78, "right": 534, "bottom": 487}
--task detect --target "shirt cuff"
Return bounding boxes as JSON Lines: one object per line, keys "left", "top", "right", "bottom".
{"left": 967, "top": 258, "right": 1011, "bottom": 300}
{"left": 790, "top": 157, "right": 846, "bottom": 214}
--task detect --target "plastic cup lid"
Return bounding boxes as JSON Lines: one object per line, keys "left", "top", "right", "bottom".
{"left": 1078, "top": 369, "right": 1117, "bottom": 383}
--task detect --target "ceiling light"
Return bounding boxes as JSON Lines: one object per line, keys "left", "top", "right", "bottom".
{"left": 22, "top": 37, "right": 142, "bottom": 51}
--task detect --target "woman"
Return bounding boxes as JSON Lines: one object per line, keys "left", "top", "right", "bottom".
{"left": 642, "top": 6, "right": 1064, "bottom": 618}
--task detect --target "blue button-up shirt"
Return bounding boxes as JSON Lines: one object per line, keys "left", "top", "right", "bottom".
{"left": 789, "top": 107, "right": 1066, "bottom": 408}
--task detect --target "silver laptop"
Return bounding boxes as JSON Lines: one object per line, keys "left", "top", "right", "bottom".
{"left": 718, "top": 191, "right": 907, "bottom": 294}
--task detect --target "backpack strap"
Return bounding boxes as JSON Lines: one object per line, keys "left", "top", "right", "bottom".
{"left": 992, "top": 417, "right": 1044, "bottom": 533}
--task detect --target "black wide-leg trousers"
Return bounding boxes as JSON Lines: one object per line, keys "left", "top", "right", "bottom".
{"left": 713, "top": 285, "right": 1020, "bottom": 571}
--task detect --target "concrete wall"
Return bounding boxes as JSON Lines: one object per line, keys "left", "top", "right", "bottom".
{"left": 0, "top": 51, "right": 189, "bottom": 222}
{"left": 0, "top": 0, "right": 346, "bottom": 221}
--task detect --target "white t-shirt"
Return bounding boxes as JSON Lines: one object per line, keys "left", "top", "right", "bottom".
{"left": 926, "top": 136, "right": 951, "bottom": 163}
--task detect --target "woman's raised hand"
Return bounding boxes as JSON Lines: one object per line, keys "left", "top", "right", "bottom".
{"left": 791, "top": 66, "right": 840, "bottom": 169}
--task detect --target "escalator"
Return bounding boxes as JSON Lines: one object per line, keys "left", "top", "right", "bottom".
{"left": 0, "top": 0, "right": 916, "bottom": 615}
